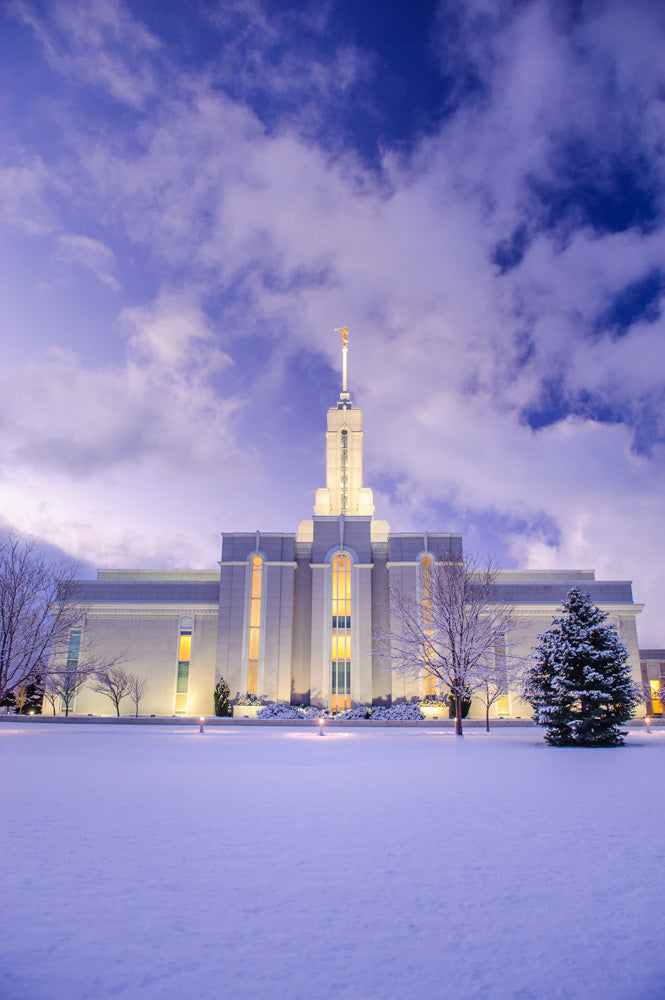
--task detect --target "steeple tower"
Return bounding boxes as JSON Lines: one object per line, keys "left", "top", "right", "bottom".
{"left": 313, "top": 327, "right": 375, "bottom": 517}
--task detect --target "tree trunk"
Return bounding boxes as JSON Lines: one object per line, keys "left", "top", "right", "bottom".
{"left": 485, "top": 704, "right": 490, "bottom": 732}
{"left": 455, "top": 699, "right": 463, "bottom": 736}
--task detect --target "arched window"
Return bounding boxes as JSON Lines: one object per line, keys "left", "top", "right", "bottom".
{"left": 331, "top": 553, "right": 351, "bottom": 712}
{"left": 247, "top": 554, "right": 263, "bottom": 695}
{"left": 420, "top": 555, "right": 436, "bottom": 698}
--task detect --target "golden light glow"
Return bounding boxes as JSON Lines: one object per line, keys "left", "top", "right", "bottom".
{"left": 247, "top": 555, "right": 263, "bottom": 695}
{"left": 332, "top": 554, "right": 350, "bottom": 617}
{"left": 331, "top": 553, "right": 351, "bottom": 712}
{"left": 650, "top": 679, "right": 663, "bottom": 713}
{"left": 331, "top": 633, "right": 351, "bottom": 660}
{"left": 421, "top": 555, "right": 435, "bottom": 697}
{"left": 178, "top": 633, "right": 192, "bottom": 661}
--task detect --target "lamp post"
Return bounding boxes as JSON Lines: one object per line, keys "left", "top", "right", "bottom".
{"left": 199, "top": 716, "right": 205, "bottom": 734}
{"left": 318, "top": 716, "right": 325, "bottom": 736}
{"left": 645, "top": 716, "right": 651, "bottom": 734}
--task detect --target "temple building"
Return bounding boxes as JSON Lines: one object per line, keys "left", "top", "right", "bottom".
{"left": 65, "top": 332, "right": 645, "bottom": 718}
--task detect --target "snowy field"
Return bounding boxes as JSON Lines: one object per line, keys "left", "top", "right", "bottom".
{"left": 1, "top": 723, "right": 664, "bottom": 1000}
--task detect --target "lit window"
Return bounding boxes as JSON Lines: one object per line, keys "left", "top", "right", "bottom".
{"left": 247, "top": 555, "right": 263, "bottom": 695}
{"left": 495, "top": 637, "right": 509, "bottom": 716}
{"left": 175, "top": 628, "right": 192, "bottom": 714}
{"left": 332, "top": 554, "right": 351, "bottom": 712}
{"left": 650, "top": 679, "right": 663, "bottom": 714}
{"left": 178, "top": 633, "right": 191, "bottom": 662}
{"left": 421, "top": 556, "right": 435, "bottom": 698}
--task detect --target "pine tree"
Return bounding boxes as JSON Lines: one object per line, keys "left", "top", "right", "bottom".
{"left": 522, "top": 587, "right": 640, "bottom": 747}
{"left": 214, "top": 676, "right": 231, "bottom": 717}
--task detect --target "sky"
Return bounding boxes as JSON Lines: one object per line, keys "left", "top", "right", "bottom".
{"left": 0, "top": 0, "right": 664, "bottom": 644}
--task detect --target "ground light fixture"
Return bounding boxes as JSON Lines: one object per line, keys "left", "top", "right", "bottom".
{"left": 645, "top": 716, "right": 651, "bottom": 733}
{"left": 318, "top": 717, "right": 325, "bottom": 736}
{"left": 199, "top": 716, "right": 205, "bottom": 734}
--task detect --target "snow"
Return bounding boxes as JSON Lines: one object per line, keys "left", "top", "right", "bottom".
{"left": 1, "top": 723, "right": 664, "bottom": 1000}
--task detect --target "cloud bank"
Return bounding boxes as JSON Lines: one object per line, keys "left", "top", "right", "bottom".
{"left": 1, "top": 0, "right": 663, "bottom": 642}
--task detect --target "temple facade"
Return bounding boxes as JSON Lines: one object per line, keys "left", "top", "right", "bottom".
{"left": 64, "top": 335, "right": 645, "bottom": 718}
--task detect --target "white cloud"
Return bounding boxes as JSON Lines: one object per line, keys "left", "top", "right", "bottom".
{"left": 11, "top": 0, "right": 160, "bottom": 107}
{"left": 0, "top": 156, "right": 56, "bottom": 235}
{"left": 54, "top": 234, "right": 119, "bottom": 289}
{"left": 3, "top": 0, "right": 664, "bottom": 643}
{"left": 0, "top": 288, "right": 255, "bottom": 566}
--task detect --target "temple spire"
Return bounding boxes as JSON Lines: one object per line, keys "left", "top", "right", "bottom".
{"left": 335, "top": 326, "right": 349, "bottom": 397}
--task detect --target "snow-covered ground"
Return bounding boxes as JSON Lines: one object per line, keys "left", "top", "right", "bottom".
{"left": 1, "top": 723, "right": 663, "bottom": 1000}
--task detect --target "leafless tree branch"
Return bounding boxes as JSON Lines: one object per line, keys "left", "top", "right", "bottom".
{"left": 0, "top": 534, "right": 84, "bottom": 700}
{"left": 375, "top": 553, "right": 525, "bottom": 735}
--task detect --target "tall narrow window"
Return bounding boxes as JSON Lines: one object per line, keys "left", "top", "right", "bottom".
{"left": 247, "top": 555, "right": 263, "bottom": 695}
{"left": 495, "top": 636, "right": 510, "bottom": 716}
{"left": 62, "top": 628, "right": 82, "bottom": 713}
{"left": 175, "top": 629, "right": 192, "bottom": 714}
{"left": 340, "top": 429, "right": 348, "bottom": 512}
{"left": 332, "top": 554, "right": 351, "bottom": 712}
{"left": 67, "top": 629, "right": 82, "bottom": 669}
{"left": 421, "top": 556, "right": 436, "bottom": 698}
{"left": 650, "top": 679, "right": 663, "bottom": 714}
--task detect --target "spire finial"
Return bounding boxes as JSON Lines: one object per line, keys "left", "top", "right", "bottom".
{"left": 334, "top": 326, "right": 349, "bottom": 394}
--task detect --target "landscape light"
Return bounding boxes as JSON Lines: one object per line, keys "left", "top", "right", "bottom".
{"left": 645, "top": 716, "right": 651, "bottom": 734}
{"left": 318, "top": 717, "right": 325, "bottom": 736}
{"left": 199, "top": 716, "right": 205, "bottom": 734}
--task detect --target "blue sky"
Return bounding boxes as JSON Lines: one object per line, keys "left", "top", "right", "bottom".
{"left": 1, "top": 0, "right": 664, "bottom": 643}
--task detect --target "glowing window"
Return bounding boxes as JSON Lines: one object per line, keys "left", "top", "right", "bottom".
{"left": 178, "top": 633, "right": 191, "bottom": 661}
{"left": 420, "top": 556, "right": 435, "bottom": 697}
{"left": 650, "top": 679, "right": 663, "bottom": 714}
{"left": 497, "top": 695, "right": 510, "bottom": 716}
{"left": 247, "top": 555, "right": 263, "bottom": 695}
{"left": 495, "top": 637, "right": 509, "bottom": 716}
{"left": 331, "top": 554, "right": 351, "bottom": 712}
{"left": 175, "top": 629, "right": 192, "bottom": 714}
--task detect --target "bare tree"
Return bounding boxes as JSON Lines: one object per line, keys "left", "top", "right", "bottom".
{"left": 0, "top": 534, "right": 83, "bottom": 701}
{"left": 474, "top": 636, "right": 525, "bottom": 732}
{"left": 376, "top": 554, "right": 523, "bottom": 736}
{"left": 43, "top": 664, "right": 98, "bottom": 717}
{"left": 128, "top": 673, "right": 148, "bottom": 717}
{"left": 92, "top": 666, "right": 133, "bottom": 716}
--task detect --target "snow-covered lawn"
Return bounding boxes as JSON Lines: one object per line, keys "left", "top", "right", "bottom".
{"left": 1, "top": 723, "right": 663, "bottom": 1000}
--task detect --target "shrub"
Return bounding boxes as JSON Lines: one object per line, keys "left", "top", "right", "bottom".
{"left": 213, "top": 676, "right": 231, "bottom": 716}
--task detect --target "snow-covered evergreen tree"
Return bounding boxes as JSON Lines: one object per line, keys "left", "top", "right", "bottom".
{"left": 522, "top": 587, "right": 640, "bottom": 746}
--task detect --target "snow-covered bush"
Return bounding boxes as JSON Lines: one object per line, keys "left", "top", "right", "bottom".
{"left": 333, "top": 705, "right": 372, "bottom": 720}
{"left": 214, "top": 676, "right": 231, "bottom": 716}
{"left": 371, "top": 703, "right": 424, "bottom": 721}
{"left": 254, "top": 701, "right": 425, "bottom": 721}
{"left": 256, "top": 703, "right": 324, "bottom": 719}
{"left": 234, "top": 693, "right": 265, "bottom": 707}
